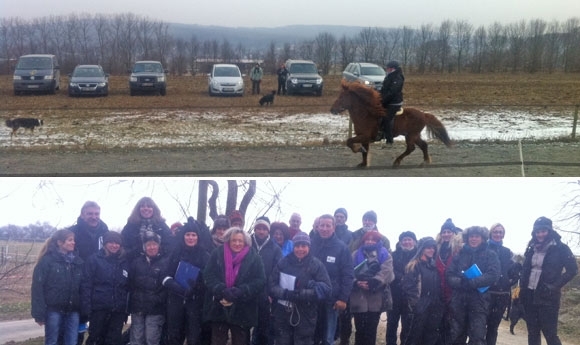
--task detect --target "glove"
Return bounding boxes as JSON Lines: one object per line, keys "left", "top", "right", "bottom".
{"left": 367, "top": 278, "right": 381, "bottom": 292}
{"left": 223, "top": 287, "right": 243, "bottom": 302}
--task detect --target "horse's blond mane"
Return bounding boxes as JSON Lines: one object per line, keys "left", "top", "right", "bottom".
{"left": 342, "top": 80, "right": 385, "bottom": 117}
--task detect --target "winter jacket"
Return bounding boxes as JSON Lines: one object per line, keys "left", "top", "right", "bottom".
{"left": 121, "top": 220, "right": 173, "bottom": 262}
{"left": 334, "top": 224, "right": 353, "bottom": 246}
{"left": 163, "top": 241, "right": 210, "bottom": 301}
{"left": 269, "top": 252, "right": 331, "bottom": 309}
{"left": 487, "top": 241, "right": 518, "bottom": 293}
{"left": 70, "top": 217, "right": 109, "bottom": 260}
{"left": 520, "top": 231, "right": 578, "bottom": 306}
{"left": 252, "top": 235, "right": 283, "bottom": 285}
{"left": 401, "top": 258, "right": 444, "bottom": 345}
{"left": 350, "top": 245, "right": 395, "bottom": 313}
{"left": 250, "top": 66, "right": 263, "bottom": 81}
{"left": 349, "top": 228, "right": 391, "bottom": 253}
{"left": 380, "top": 67, "right": 404, "bottom": 107}
{"left": 446, "top": 243, "right": 500, "bottom": 296}
{"left": 203, "top": 245, "right": 265, "bottom": 328}
{"left": 277, "top": 67, "right": 288, "bottom": 81}
{"left": 390, "top": 245, "right": 418, "bottom": 303}
{"left": 310, "top": 232, "right": 354, "bottom": 304}
{"left": 129, "top": 253, "right": 170, "bottom": 315}
{"left": 80, "top": 249, "right": 130, "bottom": 317}
{"left": 31, "top": 251, "right": 84, "bottom": 322}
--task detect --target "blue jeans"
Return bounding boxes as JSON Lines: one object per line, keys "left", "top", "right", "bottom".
{"left": 324, "top": 304, "right": 339, "bottom": 345}
{"left": 44, "top": 310, "right": 79, "bottom": 345}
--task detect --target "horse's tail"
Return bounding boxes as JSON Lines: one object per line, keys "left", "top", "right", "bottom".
{"left": 424, "top": 112, "right": 453, "bottom": 147}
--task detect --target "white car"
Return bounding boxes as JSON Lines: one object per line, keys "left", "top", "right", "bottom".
{"left": 208, "top": 64, "right": 244, "bottom": 96}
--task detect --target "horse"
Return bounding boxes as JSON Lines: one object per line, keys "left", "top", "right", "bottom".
{"left": 330, "top": 80, "right": 453, "bottom": 167}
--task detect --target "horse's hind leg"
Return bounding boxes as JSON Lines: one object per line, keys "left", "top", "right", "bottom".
{"left": 393, "top": 141, "right": 415, "bottom": 167}
{"left": 416, "top": 138, "right": 431, "bottom": 165}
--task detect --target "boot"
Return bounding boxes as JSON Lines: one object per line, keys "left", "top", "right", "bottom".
{"left": 510, "top": 324, "right": 515, "bottom": 335}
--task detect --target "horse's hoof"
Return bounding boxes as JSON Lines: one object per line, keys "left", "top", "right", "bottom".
{"left": 392, "top": 161, "right": 401, "bottom": 168}
{"left": 356, "top": 163, "right": 368, "bottom": 168}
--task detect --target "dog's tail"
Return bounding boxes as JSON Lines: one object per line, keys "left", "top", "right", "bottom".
{"left": 5, "top": 119, "right": 13, "bottom": 128}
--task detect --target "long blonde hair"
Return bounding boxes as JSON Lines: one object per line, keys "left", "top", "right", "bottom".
{"left": 36, "top": 229, "right": 74, "bottom": 264}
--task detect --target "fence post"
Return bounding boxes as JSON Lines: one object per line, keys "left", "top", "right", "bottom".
{"left": 572, "top": 105, "right": 579, "bottom": 140}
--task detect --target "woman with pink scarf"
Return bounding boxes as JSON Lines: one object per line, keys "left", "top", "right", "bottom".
{"left": 203, "top": 227, "right": 266, "bottom": 345}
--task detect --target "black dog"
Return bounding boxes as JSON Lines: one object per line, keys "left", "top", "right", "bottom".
{"left": 5, "top": 118, "right": 43, "bottom": 137}
{"left": 259, "top": 90, "right": 276, "bottom": 106}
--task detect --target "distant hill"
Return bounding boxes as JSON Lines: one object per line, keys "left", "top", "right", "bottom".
{"left": 168, "top": 23, "right": 367, "bottom": 49}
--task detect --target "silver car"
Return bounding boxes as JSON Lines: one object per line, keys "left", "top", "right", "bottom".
{"left": 342, "top": 62, "right": 386, "bottom": 90}
{"left": 208, "top": 64, "right": 244, "bottom": 96}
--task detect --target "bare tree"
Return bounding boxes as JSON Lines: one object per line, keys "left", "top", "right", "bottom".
{"left": 279, "top": 42, "right": 293, "bottom": 64}
{"left": 263, "top": 41, "right": 277, "bottom": 74}
{"left": 171, "top": 37, "right": 188, "bottom": 75}
{"left": 506, "top": 20, "right": 527, "bottom": 73}
{"left": 526, "top": 19, "right": 547, "bottom": 73}
{"left": 562, "top": 17, "right": 580, "bottom": 72}
{"left": 453, "top": 20, "right": 473, "bottom": 73}
{"left": 400, "top": 26, "right": 415, "bottom": 70}
{"left": 314, "top": 32, "right": 336, "bottom": 75}
{"left": 356, "top": 27, "right": 377, "bottom": 62}
{"left": 437, "top": 20, "right": 452, "bottom": 72}
{"left": 187, "top": 35, "right": 200, "bottom": 74}
{"left": 220, "top": 39, "right": 235, "bottom": 63}
{"left": 416, "top": 24, "right": 434, "bottom": 73}
{"left": 337, "top": 35, "right": 357, "bottom": 71}
{"left": 471, "top": 26, "right": 487, "bottom": 73}
{"left": 487, "top": 22, "right": 507, "bottom": 72}
{"left": 543, "top": 20, "right": 562, "bottom": 73}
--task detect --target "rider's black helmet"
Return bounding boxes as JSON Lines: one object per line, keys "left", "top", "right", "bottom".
{"left": 386, "top": 60, "right": 400, "bottom": 69}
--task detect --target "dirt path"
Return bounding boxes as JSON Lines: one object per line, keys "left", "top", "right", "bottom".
{"left": 1, "top": 141, "right": 580, "bottom": 177}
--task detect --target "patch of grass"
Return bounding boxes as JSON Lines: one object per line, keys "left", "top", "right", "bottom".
{"left": 0, "top": 301, "right": 32, "bottom": 321}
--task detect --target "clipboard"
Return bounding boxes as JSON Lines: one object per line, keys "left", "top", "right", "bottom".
{"left": 175, "top": 261, "right": 200, "bottom": 290}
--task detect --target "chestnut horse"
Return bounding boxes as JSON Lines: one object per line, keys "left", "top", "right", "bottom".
{"left": 330, "top": 80, "right": 452, "bottom": 167}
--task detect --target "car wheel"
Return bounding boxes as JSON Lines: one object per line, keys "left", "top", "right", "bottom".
{"left": 130, "top": 89, "right": 135, "bottom": 96}
{"left": 316, "top": 90, "right": 322, "bottom": 97}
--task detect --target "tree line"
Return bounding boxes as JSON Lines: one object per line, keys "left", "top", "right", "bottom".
{"left": 2, "top": 13, "right": 580, "bottom": 76}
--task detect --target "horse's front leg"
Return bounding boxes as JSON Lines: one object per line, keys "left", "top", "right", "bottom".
{"left": 347, "top": 135, "right": 371, "bottom": 167}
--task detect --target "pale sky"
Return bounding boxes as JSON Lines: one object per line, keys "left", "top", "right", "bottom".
{"left": 1, "top": 0, "right": 579, "bottom": 28}
{"left": 1, "top": 178, "right": 578, "bottom": 255}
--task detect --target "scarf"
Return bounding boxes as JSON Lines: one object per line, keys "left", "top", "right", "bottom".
{"left": 489, "top": 239, "right": 503, "bottom": 246}
{"left": 224, "top": 244, "right": 250, "bottom": 288}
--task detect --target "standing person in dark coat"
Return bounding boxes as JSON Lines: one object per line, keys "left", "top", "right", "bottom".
{"left": 250, "top": 219, "right": 282, "bottom": 345}
{"left": 386, "top": 231, "right": 417, "bottom": 345}
{"left": 70, "top": 201, "right": 109, "bottom": 261}
{"left": 276, "top": 63, "right": 288, "bottom": 95}
{"left": 435, "top": 218, "right": 463, "bottom": 345}
{"left": 520, "top": 217, "right": 578, "bottom": 345}
{"left": 203, "top": 227, "right": 266, "bottom": 345}
{"left": 446, "top": 226, "right": 500, "bottom": 345}
{"left": 310, "top": 214, "right": 354, "bottom": 345}
{"left": 485, "top": 223, "right": 520, "bottom": 345}
{"left": 81, "top": 231, "right": 129, "bottom": 345}
{"left": 333, "top": 207, "right": 353, "bottom": 345}
{"left": 128, "top": 232, "right": 170, "bottom": 345}
{"left": 121, "top": 197, "right": 173, "bottom": 262}
{"left": 162, "top": 218, "right": 210, "bottom": 345}
{"left": 350, "top": 231, "right": 394, "bottom": 345}
{"left": 32, "top": 229, "right": 84, "bottom": 345}
{"left": 402, "top": 237, "right": 443, "bottom": 345}
{"left": 379, "top": 60, "right": 405, "bottom": 144}
{"left": 269, "top": 232, "right": 332, "bottom": 345}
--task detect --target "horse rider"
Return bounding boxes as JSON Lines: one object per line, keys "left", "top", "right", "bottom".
{"left": 380, "top": 60, "right": 405, "bottom": 144}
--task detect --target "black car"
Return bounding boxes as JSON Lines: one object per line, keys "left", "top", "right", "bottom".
{"left": 285, "top": 59, "right": 323, "bottom": 96}
{"left": 129, "top": 61, "right": 167, "bottom": 96}
{"left": 68, "top": 65, "right": 109, "bottom": 97}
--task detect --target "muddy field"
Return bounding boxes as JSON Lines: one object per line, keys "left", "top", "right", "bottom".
{"left": 0, "top": 73, "right": 579, "bottom": 176}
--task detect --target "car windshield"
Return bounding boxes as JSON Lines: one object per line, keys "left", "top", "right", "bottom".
{"left": 214, "top": 66, "right": 240, "bottom": 77}
{"left": 16, "top": 57, "right": 52, "bottom": 70}
{"left": 289, "top": 63, "right": 317, "bottom": 74}
{"left": 73, "top": 68, "right": 104, "bottom": 78}
{"left": 360, "top": 66, "right": 386, "bottom": 76}
{"left": 133, "top": 63, "right": 163, "bottom": 73}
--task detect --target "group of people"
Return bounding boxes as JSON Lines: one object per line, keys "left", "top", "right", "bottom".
{"left": 249, "top": 61, "right": 290, "bottom": 96}
{"left": 31, "top": 198, "right": 577, "bottom": 345}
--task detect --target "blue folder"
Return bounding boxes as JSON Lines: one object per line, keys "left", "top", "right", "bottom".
{"left": 175, "top": 261, "right": 200, "bottom": 290}
{"left": 463, "top": 264, "right": 489, "bottom": 293}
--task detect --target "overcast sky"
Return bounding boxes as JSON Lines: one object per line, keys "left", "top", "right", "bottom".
{"left": 1, "top": 178, "right": 578, "bottom": 255}
{"left": 1, "top": 0, "right": 579, "bottom": 28}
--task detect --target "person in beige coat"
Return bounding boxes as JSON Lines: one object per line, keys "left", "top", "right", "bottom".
{"left": 349, "top": 231, "right": 394, "bottom": 345}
